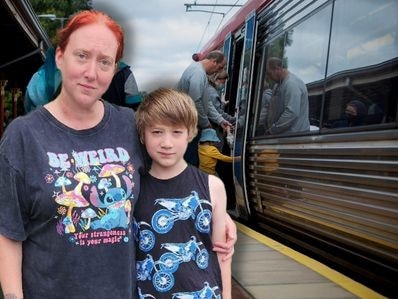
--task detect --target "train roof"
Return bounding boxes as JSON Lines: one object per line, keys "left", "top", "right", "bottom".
{"left": 198, "top": 0, "right": 270, "bottom": 58}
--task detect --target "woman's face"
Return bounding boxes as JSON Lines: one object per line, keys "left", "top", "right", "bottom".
{"left": 55, "top": 23, "right": 118, "bottom": 108}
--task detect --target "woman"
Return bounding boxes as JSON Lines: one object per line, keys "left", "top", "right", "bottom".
{"left": 0, "top": 10, "right": 142, "bottom": 298}
{"left": 207, "top": 70, "right": 236, "bottom": 150}
{"left": 0, "top": 10, "right": 235, "bottom": 299}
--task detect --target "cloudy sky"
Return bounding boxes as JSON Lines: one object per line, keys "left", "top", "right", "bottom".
{"left": 92, "top": 0, "right": 247, "bottom": 92}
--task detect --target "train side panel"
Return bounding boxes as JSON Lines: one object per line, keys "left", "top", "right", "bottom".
{"left": 200, "top": 0, "right": 398, "bottom": 296}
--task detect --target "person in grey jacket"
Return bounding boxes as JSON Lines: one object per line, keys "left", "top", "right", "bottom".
{"left": 177, "top": 51, "right": 232, "bottom": 166}
{"left": 265, "top": 57, "right": 310, "bottom": 135}
{"left": 207, "top": 70, "right": 236, "bottom": 150}
{"left": 208, "top": 70, "right": 236, "bottom": 125}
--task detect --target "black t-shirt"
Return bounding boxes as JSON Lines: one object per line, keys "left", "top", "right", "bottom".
{"left": 135, "top": 166, "right": 222, "bottom": 298}
{"left": 0, "top": 102, "right": 143, "bottom": 298}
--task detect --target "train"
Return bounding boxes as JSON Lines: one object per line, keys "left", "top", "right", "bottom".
{"left": 197, "top": 0, "right": 398, "bottom": 296}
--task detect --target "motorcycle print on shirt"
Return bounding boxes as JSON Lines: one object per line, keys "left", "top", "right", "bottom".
{"left": 135, "top": 190, "right": 220, "bottom": 295}
{"left": 136, "top": 236, "right": 209, "bottom": 293}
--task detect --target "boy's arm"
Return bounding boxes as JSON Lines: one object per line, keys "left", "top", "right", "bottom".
{"left": 213, "top": 213, "right": 237, "bottom": 261}
{"left": 0, "top": 235, "right": 23, "bottom": 299}
{"left": 209, "top": 175, "right": 232, "bottom": 299}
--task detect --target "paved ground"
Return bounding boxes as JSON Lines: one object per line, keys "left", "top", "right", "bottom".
{"left": 232, "top": 277, "right": 254, "bottom": 298}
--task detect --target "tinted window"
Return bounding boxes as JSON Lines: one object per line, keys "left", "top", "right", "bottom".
{"left": 323, "top": 0, "right": 398, "bottom": 129}
{"left": 254, "top": 4, "right": 332, "bottom": 136}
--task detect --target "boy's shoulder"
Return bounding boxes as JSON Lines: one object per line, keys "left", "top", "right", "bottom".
{"left": 208, "top": 172, "right": 224, "bottom": 187}
{"left": 197, "top": 165, "right": 224, "bottom": 192}
{"left": 208, "top": 173, "right": 227, "bottom": 208}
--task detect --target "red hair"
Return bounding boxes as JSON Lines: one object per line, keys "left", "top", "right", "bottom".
{"left": 57, "top": 10, "right": 124, "bottom": 62}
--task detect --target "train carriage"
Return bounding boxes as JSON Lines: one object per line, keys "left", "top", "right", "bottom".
{"left": 198, "top": 0, "right": 398, "bottom": 296}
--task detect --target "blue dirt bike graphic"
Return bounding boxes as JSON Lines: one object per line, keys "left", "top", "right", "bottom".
{"left": 137, "top": 287, "right": 155, "bottom": 299}
{"left": 159, "top": 236, "right": 209, "bottom": 273}
{"left": 133, "top": 219, "right": 156, "bottom": 252}
{"left": 136, "top": 254, "right": 174, "bottom": 293}
{"left": 172, "top": 282, "right": 221, "bottom": 299}
{"left": 152, "top": 191, "right": 212, "bottom": 234}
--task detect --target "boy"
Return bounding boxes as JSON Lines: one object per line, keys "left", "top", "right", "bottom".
{"left": 135, "top": 88, "right": 231, "bottom": 298}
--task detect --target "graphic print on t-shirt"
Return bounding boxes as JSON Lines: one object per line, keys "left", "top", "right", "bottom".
{"left": 135, "top": 189, "right": 220, "bottom": 294}
{"left": 45, "top": 146, "right": 136, "bottom": 247}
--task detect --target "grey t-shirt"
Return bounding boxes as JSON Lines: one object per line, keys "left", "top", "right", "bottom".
{"left": 208, "top": 84, "right": 236, "bottom": 124}
{"left": 0, "top": 102, "right": 143, "bottom": 298}
{"left": 267, "top": 72, "right": 310, "bottom": 134}
{"left": 176, "top": 62, "right": 211, "bottom": 129}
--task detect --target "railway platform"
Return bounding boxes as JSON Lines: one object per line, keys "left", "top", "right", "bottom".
{"left": 0, "top": 223, "right": 386, "bottom": 299}
{"left": 231, "top": 222, "right": 386, "bottom": 299}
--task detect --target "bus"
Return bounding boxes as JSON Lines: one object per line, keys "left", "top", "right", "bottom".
{"left": 198, "top": 0, "right": 398, "bottom": 296}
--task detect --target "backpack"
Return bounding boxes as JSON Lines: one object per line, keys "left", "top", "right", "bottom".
{"left": 102, "top": 62, "right": 142, "bottom": 108}
{"left": 24, "top": 48, "right": 61, "bottom": 112}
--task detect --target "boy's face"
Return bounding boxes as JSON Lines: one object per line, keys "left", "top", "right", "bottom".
{"left": 143, "top": 123, "right": 190, "bottom": 170}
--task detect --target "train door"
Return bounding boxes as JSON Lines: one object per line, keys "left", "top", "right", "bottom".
{"left": 223, "top": 34, "right": 242, "bottom": 123}
{"left": 232, "top": 11, "right": 257, "bottom": 219}
{"left": 218, "top": 33, "right": 238, "bottom": 210}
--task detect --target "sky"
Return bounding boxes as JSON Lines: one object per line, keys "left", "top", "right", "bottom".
{"left": 92, "top": 0, "right": 247, "bottom": 92}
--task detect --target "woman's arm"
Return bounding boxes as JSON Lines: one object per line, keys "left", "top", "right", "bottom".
{"left": 0, "top": 235, "right": 23, "bottom": 299}
{"left": 209, "top": 175, "right": 232, "bottom": 299}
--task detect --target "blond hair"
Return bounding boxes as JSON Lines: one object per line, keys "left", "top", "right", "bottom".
{"left": 208, "top": 69, "right": 229, "bottom": 87}
{"left": 136, "top": 88, "right": 198, "bottom": 143}
{"left": 215, "top": 69, "right": 229, "bottom": 80}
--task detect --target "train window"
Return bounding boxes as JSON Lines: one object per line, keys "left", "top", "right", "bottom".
{"left": 253, "top": 4, "right": 332, "bottom": 136}
{"left": 322, "top": 0, "right": 398, "bottom": 129}
{"left": 265, "top": 0, "right": 328, "bottom": 39}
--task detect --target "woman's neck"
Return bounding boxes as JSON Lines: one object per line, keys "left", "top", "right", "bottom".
{"left": 45, "top": 97, "right": 104, "bottom": 130}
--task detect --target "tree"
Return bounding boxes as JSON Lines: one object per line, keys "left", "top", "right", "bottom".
{"left": 30, "top": 0, "right": 91, "bottom": 43}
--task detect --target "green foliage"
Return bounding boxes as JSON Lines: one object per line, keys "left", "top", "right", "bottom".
{"left": 4, "top": 91, "right": 12, "bottom": 111}
{"left": 30, "top": 0, "right": 91, "bottom": 44}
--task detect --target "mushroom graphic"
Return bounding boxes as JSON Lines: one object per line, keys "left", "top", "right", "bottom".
{"left": 73, "top": 172, "right": 91, "bottom": 195}
{"left": 55, "top": 192, "right": 89, "bottom": 233}
{"left": 55, "top": 172, "right": 91, "bottom": 233}
{"left": 54, "top": 176, "right": 72, "bottom": 193}
{"left": 99, "top": 164, "right": 125, "bottom": 188}
{"left": 125, "top": 200, "right": 132, "bottom": 224}
{"left": 81, "top": 208, "right": 98, "bottom": 230}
